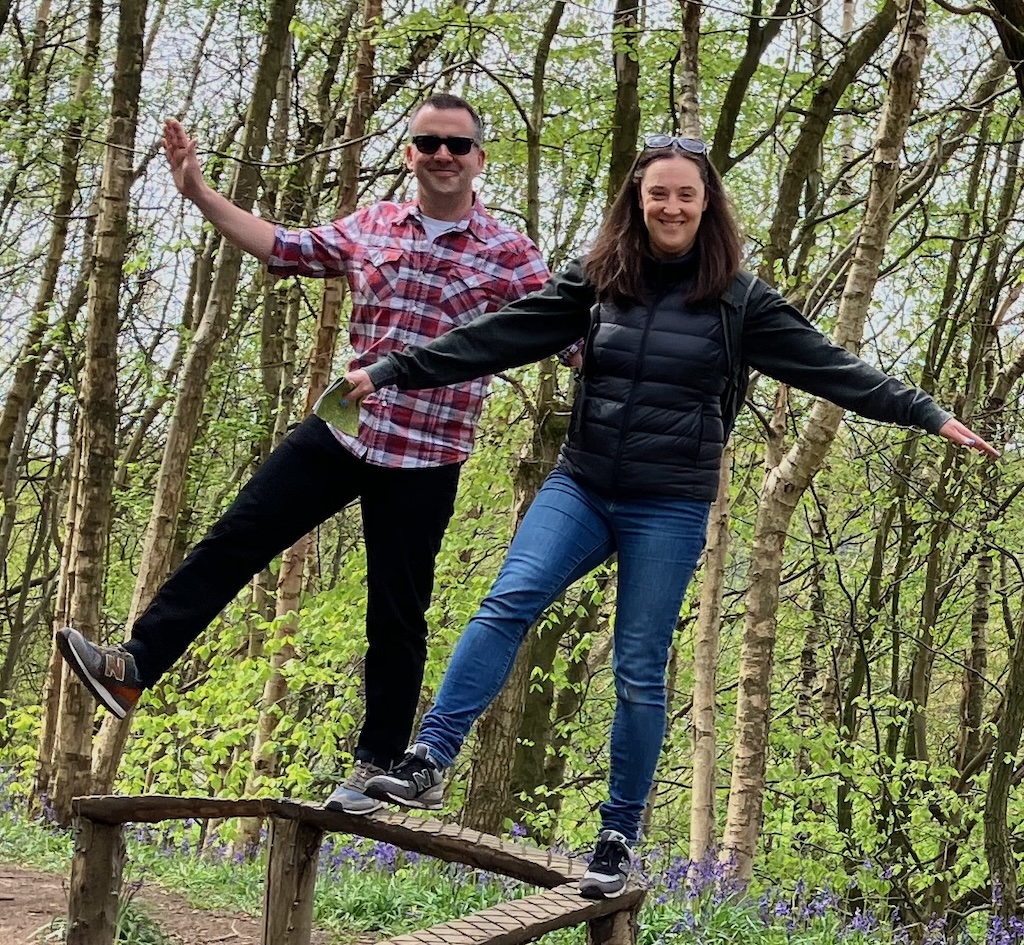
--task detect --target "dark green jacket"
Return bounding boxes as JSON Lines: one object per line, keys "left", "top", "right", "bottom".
{"left": 365, "top": 257, "right": 952, "bottom": 500}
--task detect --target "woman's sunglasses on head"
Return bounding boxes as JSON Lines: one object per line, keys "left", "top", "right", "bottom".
{"left": 411, "top": 135, "right": 480, "bottom": 156}
{"left": 644, "top": 134, "right": 708, "bottom": 155}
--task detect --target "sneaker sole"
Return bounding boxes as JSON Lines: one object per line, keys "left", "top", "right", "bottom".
{"left": 324, "top": 798, "right": 384, "bottom": 815}
{"left": 56, "top": 631, "right": 128, "bottom": 720}
{"left": 579, "top": 882, "right": 627, "bottom": 900}
{"left": 375, "top": 790, "right": 442, "bottom": 811}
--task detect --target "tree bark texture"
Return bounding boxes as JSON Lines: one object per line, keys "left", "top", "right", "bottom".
{"left": 67, "top": 817, "right": 125, "bottom": 945}
{"left": 689, "top": 446, "right": 731, "bottom": 863}
{"left": 51, "top": 0, "right": 149, "bottom": 822}
{"left": 90, "top": 0, "right": 299, "bottom": 795}
{"left": 722, "top": 0, "right": 928, "bottom": 880}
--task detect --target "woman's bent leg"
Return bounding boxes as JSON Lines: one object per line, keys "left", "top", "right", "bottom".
{"left": 418, "top": 472, "right": 614, "bottom": 766}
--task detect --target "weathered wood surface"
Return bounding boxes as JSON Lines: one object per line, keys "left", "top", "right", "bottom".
{"left": 379, "top": 884, "right": 646, "bottom": 945}
{"left": 263, "top": 818, "right": 323, "bottom": 945}
{"left": 67, "top": 817, "right": 125, "bottom": 945}
{"left": 71, "top": 795, "right": 583, "bottom": 887}
{"left": 586, "top": 897, "right": 643, "bottom": 945}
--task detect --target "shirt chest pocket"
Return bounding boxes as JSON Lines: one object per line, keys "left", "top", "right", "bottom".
{"left": 438, "top": 265, "right": 505, "bottom": 326}
{"left": 353, "top": 247, "right": 407, "bottom": 307}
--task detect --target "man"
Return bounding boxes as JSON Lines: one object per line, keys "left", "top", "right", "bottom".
{"left": 56, "top": 94, "right": 550, "bottom": 813}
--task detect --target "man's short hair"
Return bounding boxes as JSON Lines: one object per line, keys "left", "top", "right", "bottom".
{"left": 409, "top": 94, "right": 483, "bottom": 144}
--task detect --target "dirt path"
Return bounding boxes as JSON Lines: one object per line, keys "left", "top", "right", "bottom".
{"left": 0, "top": 862, "right": 344, "bottom": 944}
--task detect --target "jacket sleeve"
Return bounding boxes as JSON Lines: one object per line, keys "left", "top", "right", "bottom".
{"left": 364, "top": 258, "right": 595, "bottom": 392}
{"left": 742, "top": 280, "right": 953, "bottom": 434}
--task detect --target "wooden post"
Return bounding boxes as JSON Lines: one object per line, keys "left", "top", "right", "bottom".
{"left": 587, "top": 896, "right": 642, "bottom": 945}
{"left": 262, "top": 815, "right": 323, "bottom": 945}
{"left": 67, "top": 816, "right": 125, "bottom": 945}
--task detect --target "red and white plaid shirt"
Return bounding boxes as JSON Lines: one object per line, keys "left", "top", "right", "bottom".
{"left": 268, "top": 198, "right": 549, "bottom": 468}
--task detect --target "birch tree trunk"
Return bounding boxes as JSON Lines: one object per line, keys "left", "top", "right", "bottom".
{"left": 690, "top": 445, "right": 729, "bottom": 862}
{"left": 721, "top": 0, "right": 928, "bottom": 880}
{"left": 460, "top": 1, "right": 570, "bottom": 835}
{"left": 90, "top": 0, "right": 298, "bottom": 794}
{"left": 234, "top": 0, "right": 378, "bottom": 849}
{"left": 49, "top": 0, "right": 148, "bottom": 822}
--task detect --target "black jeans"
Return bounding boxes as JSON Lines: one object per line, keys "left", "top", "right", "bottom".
{"left": 125, "top": 415, "right": 462, "bottom": 770}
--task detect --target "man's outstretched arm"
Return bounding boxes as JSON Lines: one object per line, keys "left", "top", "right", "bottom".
{"left": 163, "top": 118, "right": 277, "bottom": 263}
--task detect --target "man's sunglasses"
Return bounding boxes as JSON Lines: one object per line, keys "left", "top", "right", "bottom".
{"left": 411, "top": 135, "right": 480, "bottom": 156}
{"left": 644, "top": 134, "right": 708, "bottom": 155}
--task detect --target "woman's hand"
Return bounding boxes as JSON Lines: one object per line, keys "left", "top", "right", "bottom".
{"left": 937, "top": 418, "right": 999, "bottom": 458}
{"left": 342, "top": 370, "right": 377, "bottom": 404}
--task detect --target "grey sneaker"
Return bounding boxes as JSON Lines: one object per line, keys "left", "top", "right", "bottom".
{"left": 324, "top": 761, "right": 386, "bottom": 814}
{"left": 580, "top": 829, "right": 633, "bottom": 899}
{"left": 363, "top": 743, "right": 445, "bottom": 810}
{"left": 55, "top": 627, "right": 143, "bottom": 720}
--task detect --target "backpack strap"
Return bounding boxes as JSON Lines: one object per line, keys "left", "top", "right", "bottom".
{"left": 719, "top": 270, "right": 758, "bottom": 437}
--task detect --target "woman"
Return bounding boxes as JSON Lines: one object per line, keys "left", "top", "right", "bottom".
{"left": 343, "top": 135, "right": 996, "bottom": 899}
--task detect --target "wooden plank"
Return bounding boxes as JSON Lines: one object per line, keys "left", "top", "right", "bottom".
{"left": 66, "top": 816, "right": 125, "bottom": 945}
{"left": 378, "top": 884, "right": 645, "bottom": 945}
{"left": 71, "top": 795, "right": 581, "bottom": 887}
{"left": 73, "top": 794, "right": 279, "bottom": 823}
{"left": 262, "top": 817, "right": 323, "bottom": 945}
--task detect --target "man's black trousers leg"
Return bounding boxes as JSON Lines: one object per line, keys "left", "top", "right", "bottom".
{"left": 126, "top": 417, "right": 362, "bottom": 686}
{"left": 358, "top": 462, "right": 461, "bottom": 769}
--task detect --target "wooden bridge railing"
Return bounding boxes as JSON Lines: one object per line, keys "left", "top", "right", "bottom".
{"left": 67, "top": 795, "right": 646, "bottom": 945}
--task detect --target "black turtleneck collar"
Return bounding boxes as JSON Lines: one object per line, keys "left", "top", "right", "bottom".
{"left": 641, "top": 246, "right": 699, "bottom": 298}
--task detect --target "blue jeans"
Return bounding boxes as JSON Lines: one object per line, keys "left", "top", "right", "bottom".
{"left": 418, "top": 470, "right": 710, "bottom": 841}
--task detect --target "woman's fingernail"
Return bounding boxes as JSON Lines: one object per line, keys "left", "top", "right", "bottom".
{"left": 965, "top": 438, "right": 976, "bottom": 446}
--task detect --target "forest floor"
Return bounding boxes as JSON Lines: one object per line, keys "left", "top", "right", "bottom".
{"left": 0, "top": 862, "right": 348, "bottom": 944}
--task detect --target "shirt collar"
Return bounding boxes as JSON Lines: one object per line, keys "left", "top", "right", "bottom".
{"left": 396, "top": 195, "right": 491, "bottom": 242}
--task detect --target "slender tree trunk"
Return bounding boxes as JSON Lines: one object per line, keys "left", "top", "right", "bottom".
{"left": 709, "top": 0, "right": 797, "bottom": 171}
{"left": 607, "top": 0, "right": 640, "bottom": 200}
{"left": 758, "top": 0, "right": 897, "bottom": 282}
{"left": 689, "top": 445, "right": 730, "bottom": 863}
{"left": 50, "top": 0, "right": 149, "bottom": 823}
{"left": 90, "top": 0, "right": 298, "bottom": 794}
{"left": 234, "top": 0, "right": 377, "bottom": 849}
{"left": 31, "top": 429, "right": 80, "bottom": 811}
{"left": 0, "top": 0, "right": 102, "bottom": 490}
{"left": 984, "top": 621, "right": 1024, "bottom": 919}
{"left": 675, "top": 0, "right": 702, "bottom": 136}
{"left": 721, "top": 0, "right": 928, "bottom": 880}
{"left": 796, "top": 494, "right": 826, "bottom": 781}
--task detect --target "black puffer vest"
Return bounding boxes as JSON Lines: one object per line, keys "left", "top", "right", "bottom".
{"left": 557, "top": 252, "right": 727, "bottom": 502}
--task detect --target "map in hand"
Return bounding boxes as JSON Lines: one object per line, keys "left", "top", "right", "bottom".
{"left": 313, "top": 377, "right": 360, "bottom": 435}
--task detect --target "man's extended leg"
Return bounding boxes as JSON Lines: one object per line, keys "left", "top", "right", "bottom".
{"left": 58, "top": 417, "right": 365, "bottom": 713}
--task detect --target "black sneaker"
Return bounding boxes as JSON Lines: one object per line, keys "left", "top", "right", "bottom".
{"left": 363, "top": 744, "right": 445, "bottom": 810}
{"left": 580, "top": 829, "right": 633, "bottom": 899}
{"left": 55, "top": 627, "right": 143, "bottom": 720}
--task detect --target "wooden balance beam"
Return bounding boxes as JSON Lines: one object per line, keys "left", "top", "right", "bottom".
{"left": 66, "top": 795, "right": 645, "bottom": 945}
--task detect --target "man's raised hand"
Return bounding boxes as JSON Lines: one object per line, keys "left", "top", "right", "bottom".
{"left": 162, "top": 118, "right": 205, "bottom": 202}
